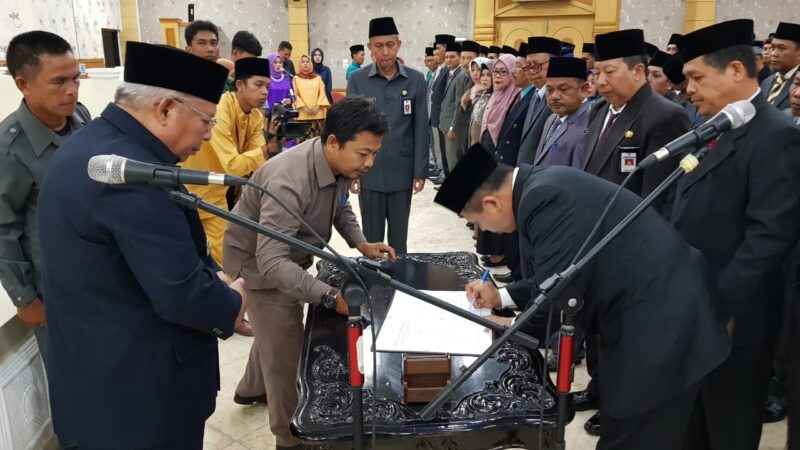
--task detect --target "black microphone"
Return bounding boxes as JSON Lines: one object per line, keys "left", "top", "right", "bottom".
{"left": 637, "top": 100, "right": 756, "bottom": 169}
{"left": 87, "top": 154, "right": 247, "bottom": 187}
{"left": 281, "top": 69, "right": 293, "bottom": 78}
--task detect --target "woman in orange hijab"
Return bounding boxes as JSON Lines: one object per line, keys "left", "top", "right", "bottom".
{"left": 292, "top": 54, "right": 330, "bottom": 141}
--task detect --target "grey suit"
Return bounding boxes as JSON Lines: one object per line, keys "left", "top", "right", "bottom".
{"left": 439, "top": 67, "right": 468, "bottom": 170}
{"left": 518, "top": 88, "right": 553, "bottom": 165}
{"left": 761, "top": 68, "right": 798, "bottom": 110}
{"left": 451, "top": 69, "right": 474, "bottom": 162}
{"left": 534, "top": 101, "right": 591, "bottom": 168}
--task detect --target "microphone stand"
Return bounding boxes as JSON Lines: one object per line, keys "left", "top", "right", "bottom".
{"left": 164, "top": 189, "right": 541, "bottom": 450}
{"left": 416, "top": 146, "right": 711, "bottom": 449}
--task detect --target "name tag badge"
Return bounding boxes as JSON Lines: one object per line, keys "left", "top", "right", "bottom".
{"left": 620, "top": 152, "right": 637, "bottom": 173}
{"left": 402, "top": 97, "right": 412, "bottom": 116}
{"left": 365, "top": 97, "right": 377, "bottom": 103}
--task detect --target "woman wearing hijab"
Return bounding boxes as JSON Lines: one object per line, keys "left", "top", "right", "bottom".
{"left": 292, "top": 54, "right": 330, "bottom": 141}
{"left": 476, "top": 54, "right": 520, "bottom": 267}
{"left": 311, "top": 48, "right": 334, "bottom": 104}
{"left": 469, "top": 59, "right": 493, "bottom": 146}
{"left": 265, "top": 53, "right": 293, "bottom": 114}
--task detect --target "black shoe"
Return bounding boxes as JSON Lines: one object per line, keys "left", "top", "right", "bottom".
{"left": 571, "top": 389, "right": 599, "bottom": 411}
{"left": 466, "top": 222, "right": 475, "bottom": 230}
{"left": 546, "top": 352, "right": 583, "bottom": 372}
{"left": 482, "top": 257, "right": 507, "bottom": 268}
{"left": 584, "top": 412, "right": 601, "bottom": 436}
{"left": 234, "top": 392, "right": 268, "bottom": 406}
{"left": 493, "top": 272, "right": 518, "bottom": 283}
{"left": 763, "top": 395, "right": 787, "bottom": 423}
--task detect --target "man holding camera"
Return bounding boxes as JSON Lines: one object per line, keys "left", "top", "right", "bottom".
{"left": 223, "top": 97, "right": 395, "bottom": 450}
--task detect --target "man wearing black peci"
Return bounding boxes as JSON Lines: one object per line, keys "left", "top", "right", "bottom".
{"left": 434, "top": 146, "right": 730, "bottom": 450}
{"left": 674, "top": 19, "right": 800, "bottom": 450}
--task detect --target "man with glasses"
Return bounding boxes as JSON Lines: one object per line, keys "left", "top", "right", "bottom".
{"left": 518, "top": 36, "right": 562, "bottom": 165}
{"left": 37, "top": 42, "right": 247, "bottom": 450}
{"left": 573, "top": 28, "right": 690, "bottom": 437}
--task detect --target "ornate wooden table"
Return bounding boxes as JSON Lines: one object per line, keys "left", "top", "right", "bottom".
{"left": 291, "top": 252, "right": 568, "bottom": 449}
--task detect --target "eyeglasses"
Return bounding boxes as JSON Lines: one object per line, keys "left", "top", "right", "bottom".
{"left": 492, "top": 69, "right": 509, "bottom": 77}
{"left": 528, "top": 59, "right": 550, "bottom": 73}
{"left": 172, "top": 97, "right": 218, "bottom": 129}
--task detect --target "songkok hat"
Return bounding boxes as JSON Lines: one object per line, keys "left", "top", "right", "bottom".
{"left": 425, "top": 47, "right": 434, "bottom": 56}
{"left": 461, "top": 40, "right": 481, "bottom": 54}
{"left": 518, "top": 42, "right": 528, "bottom": 57}
{"left": 369, "top": 17, "right": 399, "bottom": 38}
{"left": 435, "top": 34, "right": 456, "bottom": 45}
{"left": 663, "top": 54, "right": 686, "bottom": 84}
{"left": 480, "top": 45, "right": 490, "bottom": 55}
{"left": 582, "top": 43, "right": 595, "bottom": 55}
{"left": 668, "top": 33, "right": 683, "bottom": 45}
{"left": 677, "top": 19, "right": 754, "bottom": 63}
{"left": 528, "top": 37, "right": 562, "bottom": 56}
{"left": 648, "top": 50, "right": 670, "bottom": 68}
{"left": 752, "top": 41, "right": 764, "bottom": 55}
{"left": 350, "top": 44, "right": 364, "bottom": 53}
{"left": 234, "top": 57, "right": 270, "bottom": 78}
{"left": 645, "top": 42, "right": 659, "bottom": 58}
{"left": 546, "top": 57, "right": 588, "bottom": 80}
{"left": 434, "top": 144, "right": 500, "bottom": 214}
{"left": 595, "top": 29, "right": 646, "bottom": 61}
{"left": 561, "top": 43, "right": 576, "bottom": 56}
{"left": 445, "top": 41, "right": 462, "bottom": 53}
{"left": 124, "top": 42, "right": 228, "bottom": 104}
{"left": 489, "top": 45, "right": 502, "bottom": 55}
{"left": 774, "top": 22, "right": 800, "bottom": 42}
{"left": 501, "top": 45, "right": 518, "bottom": 56}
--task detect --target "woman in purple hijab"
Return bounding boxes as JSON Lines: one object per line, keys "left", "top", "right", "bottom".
{"left": 265, "top": 52, "right": 294, "bottom": 114}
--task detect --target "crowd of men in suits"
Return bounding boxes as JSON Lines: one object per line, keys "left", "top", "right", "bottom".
{"left": 425, "top": 18, "right": 800, "bottom": 450}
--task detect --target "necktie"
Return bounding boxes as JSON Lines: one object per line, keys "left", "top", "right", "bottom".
{"left": 512, "top": 92, "right": 521, "bottom": 109}
{"left": 544, "top": 117, "right": 562, "bottom": 144}
{"left": 768, "top": 73, "right": 786, "bottom": 103}
{"left": 600, "top": 111, "right": 619, "bottom": 141}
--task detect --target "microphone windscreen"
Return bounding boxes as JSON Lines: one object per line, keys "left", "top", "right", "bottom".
{"left": 724, "top": 100, "right": 757, "bottom": 129}
{"left": 88, "top": 154, "right": 125, "bottom": 184}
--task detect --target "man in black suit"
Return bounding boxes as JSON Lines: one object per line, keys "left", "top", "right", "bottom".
{"left": 430, "top": 34, "right": 456, "bottom": 175}
{"left": 761, "top": 22, "right": 800, "bottom": 110}
{"left": 518, "top": 36, "right": 562, "bottom": 165}
{"left": 434, "top": 146, "right": 731, "bottom": 450}
{"left": 673, "top": 19, "right": 800, "bottom": 450}
{"left": 573, "top": 28, "right": 691, "bottom": 435}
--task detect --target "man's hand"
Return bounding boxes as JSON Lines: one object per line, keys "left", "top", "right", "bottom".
{"left": 413, "top": 178, "right": 425, "bottom": 194}
{"left": 485, "top": 314, "right": 513, "bottom": 329}
{"left": 350, "top": 178, "right": 361, "bottom": 194}
{"left": 466, "top": 280, "right": 501, "bottom": 309}
{"left": 267, "top": 117, "right": 281, "bottom": 135}
{"left": 447, "top": 130, "right": 456, "bottom": 141}
{"left": 217, "top": 271, "right": 234, "bottom": 284}
{"left": 229, "top": 278, "right": 249, "bottom": 325}
{"left": 726, "top": 317, "right": 736, "bottom": 337}
{"left": 334, "top": 292, "right": 349, "bottom": 316}
{"left": 357, "top": 242, "right": 397, "bottom": 261}
{"left": 460, "top": 91, "right": 471, "bottom": 110}
{"left": 17, "top": 297, "right": 46, "bottom": 328}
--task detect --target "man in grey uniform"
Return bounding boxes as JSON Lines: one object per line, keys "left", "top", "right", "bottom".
{"left": 347, "top": 16, "right": 429, "bottom": 255}
{"left": 0, "top": 31, "right": 90, "bottom": 363}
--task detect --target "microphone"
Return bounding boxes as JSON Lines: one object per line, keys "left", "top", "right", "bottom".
{"left": 281, "top": 69, "right": 293, "bottom": 78}
{"left": 87, "top": 154, "right": 247, "bottom": 187}
{"left": 637, "top": 100, "right": 756, "bottom": 169}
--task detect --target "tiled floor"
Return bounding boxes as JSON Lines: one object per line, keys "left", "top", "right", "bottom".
{"left": 36, "top": 185, "right": 788, "bottom": 450}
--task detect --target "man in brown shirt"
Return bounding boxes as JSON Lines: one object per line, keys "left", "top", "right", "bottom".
{"left": 223, "top": 97, "right": 395, "bottom": 449}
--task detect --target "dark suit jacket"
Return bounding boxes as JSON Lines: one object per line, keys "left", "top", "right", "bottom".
{"left": 534, "top": 101, "right": 590, "bottom": 168}
{"left": 671, "top": 94, "right": 800, "bottom": 346}
{"left": 580, "top": 83, "right": 690, "bottom": 216}
{"left": 38, "top": 104, "right": 242, "bottom": 447}
{"left": 518, "top": 90, "right": 552, "bottom": 165}
{"left": 761, "top": 69, "right": 798, "bottom": 111}
{"left": 506, "top": 165, "right": 730, "bottom": 419}
{"left": 492, "top": 90, "right": 532, "bottom": 166}
{"left": 429, "top": 65, "right": 449, "bottom": 128}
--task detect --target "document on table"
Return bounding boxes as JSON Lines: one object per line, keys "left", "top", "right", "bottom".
{"left": 374, "top": 290, "right": 493, "bottom": 356}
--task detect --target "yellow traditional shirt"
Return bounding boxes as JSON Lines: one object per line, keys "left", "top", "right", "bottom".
{"left": 293, "top": 76, "right": 330, "bottom": 120}
{"left": 181, "top": 91, "right": 267, "bottom": 209}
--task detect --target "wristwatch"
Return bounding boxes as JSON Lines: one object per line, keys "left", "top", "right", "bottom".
{"left": 321, "top": 288, "right": 339, "bottom": 309}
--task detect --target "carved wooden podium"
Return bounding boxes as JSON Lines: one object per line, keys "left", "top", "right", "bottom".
{"left": 291, "top": 252, "right": 566, "bottom": 449}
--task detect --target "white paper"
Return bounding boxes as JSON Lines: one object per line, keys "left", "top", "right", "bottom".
{"left": 374, "top": 290, "right": 493, "bottom": 356}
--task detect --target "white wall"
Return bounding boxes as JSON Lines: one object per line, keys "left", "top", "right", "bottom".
{"left": 618, "top": 0, "right": 684, "bottom": 49}
{"left": 0, "top": 0, "right": 122, "bottom": 60}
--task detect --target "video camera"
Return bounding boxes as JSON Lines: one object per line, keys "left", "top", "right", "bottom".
{"left": 270, "top": 103, "right": 311, "bottom": 141}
